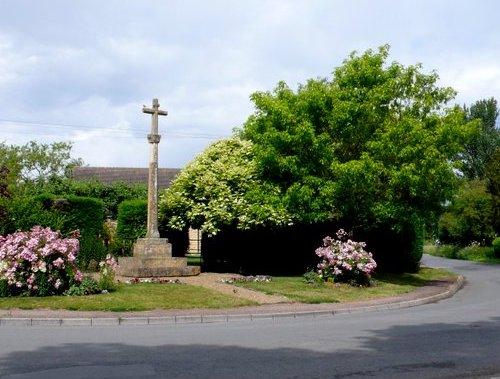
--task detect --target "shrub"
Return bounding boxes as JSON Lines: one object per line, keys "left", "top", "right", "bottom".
{"left": 5, "top": 194, "right": 106, "bottom": 269}
{"left": 98, "top": 254, "right": 119, "bottom": 291}
{"left": 65, "top": 276, "right": 101, "bottom": 296}
{"left": 493, "top": 237, "right": 500, "bottom": 258}
{"left": 429, "top": 244, "right": 460, "bottom": 259}
{"left": 438, "top": 180, "right": 495, "bottom": 246}
{"left": 115, "top": 200, "right": 147, "bottom": 255}
{"left": 315, "top": 229, "right": 377, "bottom": 286}
{"left": 0, "top": 226, "right": 82, "bottom": 296}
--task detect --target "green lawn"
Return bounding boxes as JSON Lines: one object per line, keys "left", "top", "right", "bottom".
{"left": 235, "top": 267, "right": 457, "bottom": 304}
{"left": 0, "top": 283, "right": 256, "bottom": 312}
{"left": 0, "top": 267, "right": 458, "bottom": 311}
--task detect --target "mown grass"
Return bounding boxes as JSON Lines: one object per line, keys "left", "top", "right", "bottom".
{"left": 0, "top": 283, "right": 256, "bottom": 312}
{"left": 236, "top": 267, "right": 457, "bottom": 304}
{"left": 0, "top": 267, "right": 458, "bottom": 310}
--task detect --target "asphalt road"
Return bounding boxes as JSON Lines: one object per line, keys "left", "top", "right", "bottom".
{"left": 0, "top": 255, "right": 499, "bottom": 379}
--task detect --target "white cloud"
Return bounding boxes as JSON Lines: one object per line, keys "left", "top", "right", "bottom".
{"left": 0, "top": 0, "right": 499, "bottom": 168}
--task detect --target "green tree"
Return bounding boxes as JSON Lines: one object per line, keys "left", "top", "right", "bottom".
{"left": 461, "top": 98, "right": 500, "bottom": 179}
{"left": 485, "top": 148, "right": 500, "bottom": 234}
{"left": 438, "top": 179, "right": 495, "bottom": 245}
{"left": 159, "top": 138, "right": 291, "bottom": 236}
{"left": 242, "top": 45, "right": 477, "bottom": 231}
{"left": 0, "top": 141, "right": 83, "bottom": 195}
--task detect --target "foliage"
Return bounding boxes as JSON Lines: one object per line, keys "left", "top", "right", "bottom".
{"left": 493, "top": 237, "right": 500, "bottom": 258}
{"left": 115, "top": 199, "right": 147, "bottom": 255}
{"left": 438, "top": 180, "right": 495, "bottom": 246}
{"left": 160, "top": 45, "right": 477, "bottom": 273}
{"left": 2, "top": 194, "right": 106, "bottom": 268}
{"left": 241, "top": 45, "right": 476, "bottom": 231}
{"left": 425, "top": 243, "right": 499, "bottom": 263}
{"left": 65, "top": 276, "right": 101, "bottom": 296}
{"left": 0, "top": 141, "right": 83, "bottom": 195}
{"left": 315, "top": 229, "right": 377, "bottom": 286}
{"left": 485, "top": 149, "right": 500, "bottom": 234}
{"left": 159, "top": 138, "right": 291, "bottom": 236}
{"left": 302, "top": 270, "right": 323, "bottom": 285}
{"left": 0, "top": 167, "right": 10, "bottom": 224}
{"left": 0, "top": 226, "right": 82, "bottom": 297}
{"left": 461, "top": 98, "right": 500, "bottom": 180}
{"left": 30, "top": 178, "right": 147, "bottom": 219}
{"left": 1, "top": 196, "right": 69, "bottom": 235}
{"left": 98, "top": 254, "right": 118, "bottom": 291}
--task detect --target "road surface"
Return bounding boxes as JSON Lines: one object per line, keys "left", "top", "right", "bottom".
{"left": 0, "top": 255, "right": 499, "bottom": 379}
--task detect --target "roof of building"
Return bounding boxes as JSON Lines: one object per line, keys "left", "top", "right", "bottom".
{"left": 72, "top": 167, "right": 181, "bottom": 189}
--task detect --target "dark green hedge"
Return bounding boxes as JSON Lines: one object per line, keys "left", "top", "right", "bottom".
{"left": 115, "top": 199, "right": 189, "bottom": 257}
{"left": 36, "top": 194, "right": 106, "bottom": 268}
{"left": 116, "top": 199, "right": 147, "bottom": 244}
{"left": 201, "top": 219, "right": 424, "bottom": 275}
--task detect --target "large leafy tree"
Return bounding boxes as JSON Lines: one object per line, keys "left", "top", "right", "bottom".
{"left": 242, "top": 45, "right": 477, "bottom": 231}
{"left": 461, "top": 98, "right": 500, "bottom": 180}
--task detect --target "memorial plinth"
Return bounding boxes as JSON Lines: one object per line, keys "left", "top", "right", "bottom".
{"left": 118, "top": 98, "right": 200, "bottom": 277}
{"left": 118, "top": 238, "right": 200, "bottom": 277}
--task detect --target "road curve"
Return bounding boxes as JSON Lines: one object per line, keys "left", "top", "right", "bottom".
{"left": 0, "top": 255, "right": 499, "bottom": 379}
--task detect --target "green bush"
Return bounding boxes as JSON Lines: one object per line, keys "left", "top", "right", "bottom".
{"left": 438, "top": 180, "right": 495, "bottom": 246}
{"left": 493, "top": 237, "right": 500, "bottom": 258}
{"left": 5, "top": 194, "right": 106, "bottom": 269}
{"left": 0, "top": 279, "right": 10, "bottom": 297}
{"left": 4, "top": 196, "right": 69, "bottom": 234}
{"left": 115, "top": 199, "right": 147, "bottom": 255}
{"left": 65, "top": 276, "right": 101, "bottom": 296}
{"left": 429, "top": 244, "right": 460, "bottom": 259}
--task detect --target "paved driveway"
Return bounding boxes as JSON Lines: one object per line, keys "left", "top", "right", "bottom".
{"left": 0, "top": 255, "right": 499, "bottom": 379}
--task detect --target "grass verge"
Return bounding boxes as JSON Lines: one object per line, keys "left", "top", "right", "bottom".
{"left": 424, "top": 244, "right": 500, "bottom": 264}
{"left": 0, "top": 283, "right": 256, "bottom": 312}
{"left": 0, "top": 267, "right": 458, "bottom": 310}
{"left": 235, "top": 267, "right": 457, "bottom": 304}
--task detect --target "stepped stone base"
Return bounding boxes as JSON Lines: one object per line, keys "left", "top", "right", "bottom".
{"left": 118, "top": 238, "right": 200, "bottom": 277}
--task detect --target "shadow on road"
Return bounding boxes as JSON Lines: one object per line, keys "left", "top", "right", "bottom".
{"left": 1, "top": 317, "right": 500, "bottom": 379}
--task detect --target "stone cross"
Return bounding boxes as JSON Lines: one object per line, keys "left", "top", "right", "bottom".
{"left": 143, "top": 98, "right": 168, "bottom": 238}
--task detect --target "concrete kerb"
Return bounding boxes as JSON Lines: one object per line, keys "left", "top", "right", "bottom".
{"left": 0, "top": 275, "right": 465, "bottom": 327}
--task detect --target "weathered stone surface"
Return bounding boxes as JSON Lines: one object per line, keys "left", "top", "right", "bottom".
{"left": 116, "top": 99, "right": 200, "bottom": 278}
{"left": 132, "top": 238, "right": 173, "bottom": 257}
{"left": 118, "top": 238, "right": 200, "bottom": 277}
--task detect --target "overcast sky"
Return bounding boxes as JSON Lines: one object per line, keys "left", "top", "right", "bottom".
{"left": 0, "top": 1, "right": 499, "bottom": 168}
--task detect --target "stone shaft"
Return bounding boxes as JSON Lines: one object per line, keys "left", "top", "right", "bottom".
{"left": 143, "top": 98, "right": 168, "bottom": 238}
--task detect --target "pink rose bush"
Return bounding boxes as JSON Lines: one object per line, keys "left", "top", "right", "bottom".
{"left": 315, "top": 229, "right": 377, "bottom": 286}
{"left": 0, "top": 226, "right": 82, "bottom": 296}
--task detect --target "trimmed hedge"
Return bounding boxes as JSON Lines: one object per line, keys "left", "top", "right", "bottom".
{"left": 36, "top": 194, "right": 106, "bottom": 268}
{"left": 115, "top": 199, "right": 147, "bottom": 255}
{"left": 115, "top": 199, "right": 189, "bottom": 257}
{"left": 201, "top": 219, "right": 424, "bottom": 275}
{"left": 6, "top": 194, "right": 106, "bottom": 269}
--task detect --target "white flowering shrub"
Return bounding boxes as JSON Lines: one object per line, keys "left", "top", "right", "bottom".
{"left": 0, "top": 226, "right": 82, "bottom": 296}
{"left": 315, "top": 229, "right": 377, "bottom": 286}
{"left": 159, "top": 138, "right": 292, "bottom": 236}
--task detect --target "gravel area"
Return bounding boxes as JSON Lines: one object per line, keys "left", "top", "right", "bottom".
{"left": 117, "top": 272, "right": 292, "bottom": 304}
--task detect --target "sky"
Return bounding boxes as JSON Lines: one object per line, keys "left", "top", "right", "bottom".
{"left": 0, "top": 0, "right": 499, "bottom": 168}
